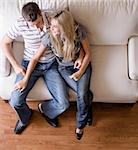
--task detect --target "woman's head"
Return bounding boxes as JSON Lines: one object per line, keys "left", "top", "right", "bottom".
{"left": 50, "top": 10, "right": 76, "bottom": 60}
{"left": 50, "top": 10, "right": 75, "bottom": 38}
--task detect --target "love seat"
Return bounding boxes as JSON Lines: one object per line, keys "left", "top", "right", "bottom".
{"left": 0, "top": 0, "right": 138, "bottom": 103}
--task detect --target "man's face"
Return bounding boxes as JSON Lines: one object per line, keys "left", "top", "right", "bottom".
{"left": 27, "top": 15, "right": 43, "bottom": 28}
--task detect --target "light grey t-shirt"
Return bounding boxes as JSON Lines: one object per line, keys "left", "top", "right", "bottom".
{"left": 41, "top": 24, "right": 87, "bottom": 66}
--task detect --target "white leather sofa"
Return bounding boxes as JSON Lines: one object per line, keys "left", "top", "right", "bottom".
{"left": 0, "top": 0, "right": 138, "bottom": 103}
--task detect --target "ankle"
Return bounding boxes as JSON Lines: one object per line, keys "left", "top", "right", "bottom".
{"left": 38, "top": 103, "right": 43, "bottom": 113}
{"left": 75, "top": 128, "right": 84, "bottom": 140}
{"left": 76, "top": 128, "right": 83, "bottom": 133}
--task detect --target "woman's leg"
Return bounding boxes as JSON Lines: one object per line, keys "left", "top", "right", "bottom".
{"left": 58, "top": 63, "right": 93, "bottom": 129}
{"left": 76, "top": 63, "right": 93, "bottom": 129}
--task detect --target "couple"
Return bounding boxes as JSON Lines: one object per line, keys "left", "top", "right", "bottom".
{"left": 2, "top": 2, "right": 93, "bottom": 140}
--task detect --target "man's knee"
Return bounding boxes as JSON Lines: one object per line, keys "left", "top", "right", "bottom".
{"left": 10, "top": 90, "right": 24, "bottom": 107}
{"left": 58, "top": 101, "right": 70, "bottom": 112}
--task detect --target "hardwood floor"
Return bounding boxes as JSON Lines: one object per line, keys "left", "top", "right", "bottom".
{"left": 0, "top": 99, "right": 138, "bottom": 150}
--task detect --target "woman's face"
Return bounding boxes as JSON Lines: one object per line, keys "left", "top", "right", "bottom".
{"left": 50, "top": 19, "right": 60, "bottom": 36}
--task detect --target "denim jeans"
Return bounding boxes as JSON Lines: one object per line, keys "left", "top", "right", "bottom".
{"left": 58, "top": 63, "right": 93, "bottom": 129}
{"left": 10, "top": 59, "right": 69, "bottom": 125}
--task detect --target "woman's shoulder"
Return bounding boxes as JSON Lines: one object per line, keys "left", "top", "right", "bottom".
{"left": 41, "top": 31, "right": 51, "bottom": 47}
{"left": 75, "top": 22, "right": 87, "bottom": 41}
{"left": 75, "top": 22, "right": 87, "bottom": 31}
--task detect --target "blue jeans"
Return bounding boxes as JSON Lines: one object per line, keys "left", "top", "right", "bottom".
{"left": 58, "top": 63, "right": 93, "bottom": 129}
{"left": 10, "top": 59, "right": 69, "bottom": 125}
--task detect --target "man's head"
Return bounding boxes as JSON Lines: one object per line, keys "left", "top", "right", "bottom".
{"left": 22, "top": 2, "right": 43, "bottom": 28}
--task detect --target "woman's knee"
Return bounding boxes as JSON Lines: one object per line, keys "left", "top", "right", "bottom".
{"left": 77, "top": 90, "right": 92, "bottom": 103}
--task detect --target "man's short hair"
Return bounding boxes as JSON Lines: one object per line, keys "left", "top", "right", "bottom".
{"left": 22, "top": 2, "right": 41, "bottom": 22}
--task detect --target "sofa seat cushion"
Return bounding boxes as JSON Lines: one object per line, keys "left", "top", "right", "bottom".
{"left": 91, "top": 45, "right": 137, "bottom": 103}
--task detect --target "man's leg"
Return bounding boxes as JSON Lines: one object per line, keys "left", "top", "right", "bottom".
{"left": 10, "top": 70, "right": 40, "bottom": 133}
{"left": 41, "top": 61, "right": 69, "bottom": 120}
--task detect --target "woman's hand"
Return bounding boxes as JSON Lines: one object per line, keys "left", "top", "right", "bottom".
{"left": 69, "top": 70, "right": 82, "bottom": 81}
{"left": 74, "top": 58, "right": 82, "bottom": 69}
{"left": 13, "top": 79, "right": 27, "bottom": 92}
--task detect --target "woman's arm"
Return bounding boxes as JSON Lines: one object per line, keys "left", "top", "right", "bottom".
{"left": 70, "top": 37, "right": 91, "bottom": 81}
{"left": 14, "top": 44, "right": 46, "bottom": 91}
{"left": 74, "top": 48, "right": 84, "bottom": 69}
{"left": 23, "top": 44, "right": 46, "bottom": 82}
{"left": 78, "top": 37, "right": 91, "bottom": 73}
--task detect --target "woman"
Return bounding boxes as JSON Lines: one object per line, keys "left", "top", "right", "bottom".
{"left": 49, "top": 10, "right": 93, "bottom": 140}
{"left": 15, "top": 10, "right": 93, "bottom": 140}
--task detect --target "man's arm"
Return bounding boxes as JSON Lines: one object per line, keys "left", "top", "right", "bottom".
{"left": 1, "top": 35, "right": 26, "bottom": 76}
{"left": 14, "top": 44, "right": 46, "bottom": 91}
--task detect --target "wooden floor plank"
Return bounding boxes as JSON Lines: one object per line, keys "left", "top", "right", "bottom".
{"left": 0, "top": 99, "right": 138, "bottom": 150}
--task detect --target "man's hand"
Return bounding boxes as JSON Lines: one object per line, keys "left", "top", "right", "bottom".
{"left": 13, "top": 79, "right": 27, "bottom": 92}
{"left": 14, "top": 65, "right": 26, "bottom": 76}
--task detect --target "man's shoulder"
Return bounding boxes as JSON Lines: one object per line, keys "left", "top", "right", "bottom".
{"left": 15, "top": 16, "right": 27, "bottom": 25}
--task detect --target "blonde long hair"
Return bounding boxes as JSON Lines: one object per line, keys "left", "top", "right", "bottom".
{"left": 50, "top": 10, "right": 76, "bottom": 61}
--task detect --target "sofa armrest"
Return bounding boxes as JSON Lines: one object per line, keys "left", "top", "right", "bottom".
{"left": 0, "top": 48, "right": 11, "bottom": 76}
{"left": 128, "top": 36, "right": 138, "bottom": 80}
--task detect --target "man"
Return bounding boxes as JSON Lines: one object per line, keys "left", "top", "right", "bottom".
{"left": 2, "top": 2, "right": 69, "bottom": 134}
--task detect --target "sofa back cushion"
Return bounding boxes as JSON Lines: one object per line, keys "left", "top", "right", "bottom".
{"left": 69, "top": 0, "right": 138, "bottom": 45}
{"left": 1, "top": 0, "right": 137, "bottom": 44}
{"left": 0, "top": 0, "right": 20, "bottom": 40}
